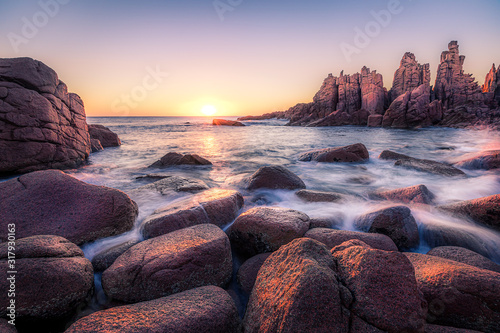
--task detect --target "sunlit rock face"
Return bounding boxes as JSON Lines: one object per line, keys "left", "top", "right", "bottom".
{"left": 66, "top": 286, "right": 241, "bottom": 333}
{"left": 102, "top": 224, "right": 233, "bottom": 303}
{"left": 406, "top": 253, "right": 500, "bottom": 332}
{"left": 389, "top": 52, "right": 431, "bottom": 103}
{"left": 0, "top": 57, "right": 91, "bottom": 175}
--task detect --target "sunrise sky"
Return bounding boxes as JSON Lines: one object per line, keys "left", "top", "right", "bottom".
{"left": 1, "top": 0, "right": 499, "bottom": 117}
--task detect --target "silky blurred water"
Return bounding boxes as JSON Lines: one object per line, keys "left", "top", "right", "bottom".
{"left": 74, "top": 116, "right": 500, "bottom": 264}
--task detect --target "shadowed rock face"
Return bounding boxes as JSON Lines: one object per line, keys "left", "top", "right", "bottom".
{"left": 141, "top": 188, "right": 244, "bottom": 239}
{"left": 66, "top": 286, "right": 241, "bottom": 333}
{"left": 0, "top": 57, "right": 91, "bottom": 175}
{"left": 305, "top": 228, "right": 398, "bottom": 252}
{"left": 237, "top": 253, "right": 272, "bottom": 295}
{"left": 149, "top": 152, "right": 212, "bottom": 167}
{"left": 103, "top": 224, "right": 233, "bottom": 303}
{"left": 379, "top": 150, "right": 466, "bottom": 177}
{"left": 228, "top": 206, "right": 310, "bottom": 257}
{"left": 0, "top": 236, "right": 94, "bottom": 322}
{"left": 0, "top": 170, "right": 138, "bottom": 245}
{"left": 246, "top": 165, "right": 306, "bottom": 190}
{"left": 88, "top": 124, "right": 121, "bottom": 147}
{"left": 405, "top": 253, "right": 500, "bottom": 332}
{"left": 299, "top": 143, "right": 369, "bottom": 163}
{"left": 454, "top": 150, "right": 500, "bottom": 170}
{"left": 354, "top": 205, "right": 420, "bottom": 250}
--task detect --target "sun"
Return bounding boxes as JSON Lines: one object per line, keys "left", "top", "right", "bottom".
{"left": 201, "top": 105, "right": 217, "bottom": 116}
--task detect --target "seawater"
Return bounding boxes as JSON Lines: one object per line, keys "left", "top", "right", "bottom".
{"left": 67, "top": 116, "right": 500, "bottom": 313}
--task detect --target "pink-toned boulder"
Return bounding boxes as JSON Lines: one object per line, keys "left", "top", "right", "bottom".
{"left": 237, "top": 253, "right": 272, "bottom": 295}
{"left": 369, "top": 184, "right": 435, "bottom": 204}
{"left": 299, "top": 143, "right": 369, "bottom": 163}
{"left": 88, "top": 124, "right": 121, "bottom": 147}
{"left": 0, "top": 170, "right": 138, "bottom": 245}
{"left": 305, "top": 228, "right": 398, "bottom": 251}
{"left": 66, "top": 286, "right": 240, "bottom": 333}
{"left": 0, "top": 236, "right": 93, "bottom": 323}
{"left": 246, "top": 165, "right": 306, "bottom": 190}
{"left": 354, "top": 205, "right": 420, "bottom": 250}
{"left": 438, "top": 194, "right": 500, "bottom": 231}
{"left": 90, "top": 138, "right": 103, "bottom": 152}
{"left": 213, "top": 119, "right": 245, "bottom": 126}
{"left": 141, "top": 188, "right": 244, "bottom": 239}
{"left": 0, "top": 57, "right": 90, "bottom": 175}
{"left": 228, "top": 207, "right": 310, "bottom": 257}
{"left": 427, "top": 246, "right": 500, "bottom": 273}
{"left": 102, "top": 224, "right": 232, "bottom": 303}
{"left": 405, "top": 253, "right": 500, "bottom": 332}
{"left": 149, "top": 152, "right": 212, "bottom": 167}
{"left": 243, "top": 238, "right": 348, "bottom": 333}
{"left": 295, "top": 189, "right": 344, "bottom": 202}
{"left": 367, "top": 114, "right": 383, "bottom": 127}
{"left": 454, "top": 150, "right": 500, "bottom": 170}
{"left": 331, "top": 241, "right": 427, "bottom": 333}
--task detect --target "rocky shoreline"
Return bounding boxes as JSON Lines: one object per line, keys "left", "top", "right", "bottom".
{"left": 0, "top": 57, "right": 499, "bottom": 332}
{"left": 238, "top": 41, "right": 500, "bottom": 130}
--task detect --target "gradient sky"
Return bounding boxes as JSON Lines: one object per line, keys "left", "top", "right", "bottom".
{"left": 1, "top": 0, "right": 499, "bottom": 117}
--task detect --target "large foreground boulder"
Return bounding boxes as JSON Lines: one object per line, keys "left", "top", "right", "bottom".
{"left": 305, "top": 228, "right": 398, "bottom": 251}
{"left": 228, "top": 207, "right": 310, "bottom": 257}
{"left": 438, "top": 194, "right": 500, "bottom": 231}
{"left": 149, "top": 152, "right": 212, "bottom": 167}
{"left": 427, "top": 246, "right": 500, "bottom": 273}
{"left": 0, "top": 57, "right": 91, "bottom": 175}
{"left": 0, "top": 170, "right": 138, "bottom": 245}
{"left": 331, "top": 240, "right": 427, "bottom": 332}
{"left": 137, "top": 175, "right": 209, "bottom": 194}
{"left": 380, "top": 150, "right": 466, "bottom": 177}
{"left": 298, "top": 143, "right": 369, "bottom": 162}
{"left": 66, "top": 286, "right": 240, "bottom": 333}
{"left": 354, "top": 205, "right": 420, "bottom": 250}
{"left": 103, "top": 224, "right": 232, "bottom": 303}
{"left": 0, "top": 236, "right": 93, "bottom": 323}
{"left": 141, "top": 188, "right": 244, "bottom": 239}
{"left": 405, "top": 253, "right": 500, "bottom": 332}
{"left": 246, "top": 165, "right": 306, "bottom": 190}
{"left": 87, "top": 124, "right": 121, "bottom": 147}
{"left": 369, "top": 184, "right": 435, "bottom": 204}
{"left": 243, "top": 238, "right": 348, "bottom": 333}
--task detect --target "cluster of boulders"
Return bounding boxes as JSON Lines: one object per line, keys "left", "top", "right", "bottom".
{"left": 238, "top": 41, "right": 500, "bottom": 129}
{"left": 2, "top": 142, "right": 499, "bottom": 332}
{"left": 0, "top": 57, "right": 121, "bottom": 176}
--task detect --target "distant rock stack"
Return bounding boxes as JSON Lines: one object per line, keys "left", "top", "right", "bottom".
{"left": 240, "top": 41, "right": 500, "bottom": 129}
{"left": 0, "top": 57, "right": 91, "bottom": 175}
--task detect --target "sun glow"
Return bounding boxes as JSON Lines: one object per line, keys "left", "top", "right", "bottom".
{"left": 201, "top": 105, "right": 217, "bottom": 116}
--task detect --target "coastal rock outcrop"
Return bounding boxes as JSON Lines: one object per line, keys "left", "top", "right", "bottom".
{"left": 379, "top": 150, "right": 466, "bottom": 177}
{"left": 0, "top": 57, "right": 91, "bottom": 175}
{"left": 406, "top": 253, "right": 500, "bottom": 332}
{"left": 427, "top": 246, "right": 500, "bottom": 273}
{"left": 454, "top": 150, "right": 500, "bottom": 170}
{"left": 0, "top": 170, "right": 138, "bottom": 245}
{"left": 103, "top": 224, "right": 232, "bottom": 303}
{"left": 482, "top": 63, "right": 500, "bottom": 106}
{"left": 66, "top": 286, "right": 241, "bottom": 333}
{"left": 141, "top": 188, "right": 244, "bottom": 238}
{"left": 388, "top": 52, "right": 431, "bottom": 103}
{"left": 298, "top": 143, "right": 369, "bottom": 162}
{"left": 212, "top": 119, "right": 245, "bottom": 126}
{"left": 88, "top": 124, "right": 121, "bottom": 147}
{"left": 0, "top": 236, "right": 93, "bottom": 322}
{"left": 246, "top": 165, "right": 306, "bottom": 190}
{"left": 149, "top": 152, "right": 212, "bottom": 167}
{"left": 228, "top": 207, "right": 310, "bottom": 257}
{"left": 354, "top": 205, "right": 420, "bottom": 250}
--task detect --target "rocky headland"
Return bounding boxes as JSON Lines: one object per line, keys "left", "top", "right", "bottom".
{"left": 239, "top": 41, "right": 500, "bottom": 129}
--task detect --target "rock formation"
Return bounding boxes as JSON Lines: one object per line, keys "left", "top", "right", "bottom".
{"left": 244, "top": 41, "right": 500, "bottom": 129}
{"left": 0, "top": 57, "right": 91, "bottom": 175}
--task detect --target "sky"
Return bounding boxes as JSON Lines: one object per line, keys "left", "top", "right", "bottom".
{"left": 0, "top": 0, "right": 499, "bottom": 117}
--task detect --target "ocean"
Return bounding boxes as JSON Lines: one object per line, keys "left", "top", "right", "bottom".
{"left": 70, "top": 116, "right": 500, "bottom": 312}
